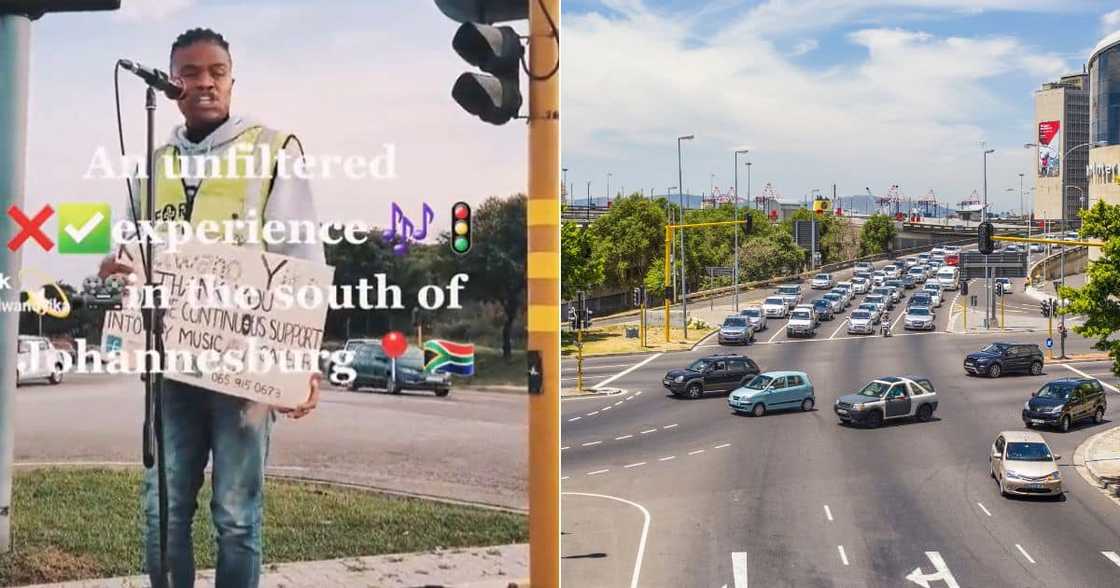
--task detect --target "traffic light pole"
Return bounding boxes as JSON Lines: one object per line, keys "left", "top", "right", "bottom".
{"left": 526, "top": 0, "right": 560, "bottom": 583}
{"left": 0, "top": 12, "right": 31, "bottom": 554}
{"left": 663, "top": 219, "right": 751, "bottom": 343}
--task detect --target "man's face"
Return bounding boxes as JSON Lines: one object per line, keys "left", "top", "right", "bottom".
{"left": 170, "top": 41, "right": 233, "bottom": 127}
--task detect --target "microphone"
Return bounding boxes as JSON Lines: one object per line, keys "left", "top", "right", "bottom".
{"left": 118, "top": 59, "right": 183, "bottom": 100}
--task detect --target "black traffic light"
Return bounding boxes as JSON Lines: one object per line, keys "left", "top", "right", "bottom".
{"left": 977, "top": 221, "right": 995, "bottom": 255}
{"left": 437, "top": 1, "right": 527, "bottom": 126}
{"left": 961, "top": 280, "right": 969, "bottom": 296}
{"left": 1040, "top": 300, "right": 1050, "bottom": 317}
{"left": 742, "top": 215, "right": 753, "bottom": 237}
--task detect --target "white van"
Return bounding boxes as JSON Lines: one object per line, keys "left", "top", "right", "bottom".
{"left": 935, "top": 266, "right": 960, "bottom": 291}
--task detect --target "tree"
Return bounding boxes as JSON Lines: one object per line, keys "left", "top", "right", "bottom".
{"left": 1063, "top": 201, "right": 1120, "bottom": 376}
{"left": 859, "top": 213, "right": 897, "bottom": 256}
{"left": 589, "top": 195, "right": 666, "bottom": 290}
{"left": 451, "top": 194, "right": 527, "bottom": 360}
{"left": 737, "top": 232, "right": 805, "bottom": 282}
{"left": 781, "top": 208, "right": 852, "bottom": 264}
{"left": 561, "top": 221, "right": 603, "bottom": 300}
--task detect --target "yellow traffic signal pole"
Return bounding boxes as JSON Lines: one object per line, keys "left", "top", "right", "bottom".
{"left": 1048, "top": 311, "right": 1054, "bottom": 360}
{"left": 1000, "top": 291, "right": 1005, "bottom": 331}
{"left": 527, "top": 0, "right": 559, "bottom": 584}
{"left": 663, "top": 219, "right": 748, "bottom": 343}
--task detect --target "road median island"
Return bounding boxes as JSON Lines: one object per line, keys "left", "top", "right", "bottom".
{"left": 561, "top": 324, "right": 716, "bottom": 357}
{"left": 0, "top": 467, "right": 528, "bottom": 586}
{"left": 1075, "top": 425, "right": 1120, "bottom": 501}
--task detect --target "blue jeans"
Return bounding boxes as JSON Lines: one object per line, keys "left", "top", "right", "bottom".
{"left": 143, "top": 381, "right": 274, "bottom": 588}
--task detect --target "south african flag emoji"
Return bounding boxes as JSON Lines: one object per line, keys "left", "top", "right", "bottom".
{"left": 423, "top": 339, "right": 475, "bottom": 376}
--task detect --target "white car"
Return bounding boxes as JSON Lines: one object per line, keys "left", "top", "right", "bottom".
{"left": 904, "top": 306, "right": 936, "bottom": 331}
{"left": 762, "top": 297, "right": 789, "bottom": 318}
{"left": 851, "top": 277, "right": 870, "bottom": 294}
{"left": 847, "top": 310, "right": 876, "bottom": 335}
{"left": 810, "top": 273, "right": 834, "bottom": 289}
{"left": 740, "top": 306, "right": 768, "bottom": 332}
{"left": 907, "top": 267, "right": 926, "bottom": 284}
{"left": 935, "top": 266, "right": 960, "bottom": 290}
{"left": 921, "top": 285, "right": 942, "bottom": 307}
{"left": 776, "top": 284, "right": 803, "bottom": 309}
{"left": 931, "top": 247, "right": 945, "bottom": 256}
{"left": 943, "top": 245, "right": 960, "bottom": 254}
{"left": 856, "top": 302, "right": 882, "bottom": 323}
{"left": 883, "top": 265, "right": 901, "bottom": 279}
{"left": 854, "top": 262, "right": 874, "bottom": 273}
{"left": 786, "top": 309, "right": 818, "bottom": 337}
{"left": 990, "top": 431, "right": 1062, "bottom": 497}
{"left": 17, "top": 336, "right": 65, "bottom": 385}
{"left": 871, "top": 271, "right": 887, "bottom": 286}
{"left": 1029, "top": 243, "right": 1044, "bottom": 253}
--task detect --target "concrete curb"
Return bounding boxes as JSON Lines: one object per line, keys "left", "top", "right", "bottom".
{"left": 1073, "top": 425, "right": 1120, "bottom": 501}
{"left": 561, "top": 387, "right": 625, "bottom": 399}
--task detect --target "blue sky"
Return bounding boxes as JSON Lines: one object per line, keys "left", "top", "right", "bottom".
{"left": 19, "top": 0, "right": 526, "bottom": 283}
{"left": 562, "top": 0, "right": 1120, "bottom": 212}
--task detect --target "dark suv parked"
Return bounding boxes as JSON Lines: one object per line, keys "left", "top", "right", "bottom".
{"left": 663, "top": 354, "right": 761, "bottom": 399}
{"left": 964, "top": 342, "right": 1044, "bottom": 378}
{"left": 1022, "top": 377, "right": 1107, "bottom": 432}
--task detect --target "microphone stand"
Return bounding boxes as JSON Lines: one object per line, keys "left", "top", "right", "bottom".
{"left": 138, "top": 85, "right": 172, "bottom": 588}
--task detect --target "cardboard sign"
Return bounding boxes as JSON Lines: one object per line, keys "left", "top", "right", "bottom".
{"left": 102, "top": 242, "right": 334, "bottom": 408}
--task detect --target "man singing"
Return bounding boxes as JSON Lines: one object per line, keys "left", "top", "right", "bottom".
{"left": 101, "top": 27, "right": 324, "bottom": 587}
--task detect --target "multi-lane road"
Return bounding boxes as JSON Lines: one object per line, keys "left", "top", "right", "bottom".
{"left": 561, "top": 270, "right": 1120, "bottom": 587}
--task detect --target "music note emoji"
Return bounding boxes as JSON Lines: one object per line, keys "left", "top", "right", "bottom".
{"left": 381, "top": 202, "right": 404, "bottom": 243}
{"left": 413, "top": 203, "right": 435, "bottom": 240}
{"left": 393, "top": 216, "right": 414, "bottom": 256}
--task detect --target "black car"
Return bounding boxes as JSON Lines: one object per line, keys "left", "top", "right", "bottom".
{"left": 1022, "top": 377, "right": 1107, "bottom": 432}
{"left": 964, "top": 342, "right": 1045, "bottom": 378}
{"left": 663, "top": 354, "right": 761, "bottom": 399}
{"left": 812, "top": 298, "right": 834, "bottom": 321}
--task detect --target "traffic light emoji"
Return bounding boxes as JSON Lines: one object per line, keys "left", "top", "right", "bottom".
{"left": 452, "top": 202, "right": 471, "bottom": 254}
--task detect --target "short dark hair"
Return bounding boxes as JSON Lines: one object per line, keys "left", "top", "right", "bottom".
{"left": 170, "top": 28, "right": 231, "bottom": 68}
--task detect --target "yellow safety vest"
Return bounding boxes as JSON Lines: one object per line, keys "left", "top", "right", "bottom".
{"left": 137, "top": 126, "right": 291, "bottom": 246}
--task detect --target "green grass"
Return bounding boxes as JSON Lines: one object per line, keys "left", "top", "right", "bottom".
{"left": 0, "top": 468, "right": 527, "bottom": 586}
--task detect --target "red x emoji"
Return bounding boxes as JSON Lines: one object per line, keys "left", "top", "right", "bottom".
{"left": 8, "top": 205, "right": 55, "bottom": 251}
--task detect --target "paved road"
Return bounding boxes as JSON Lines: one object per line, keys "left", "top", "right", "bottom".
{"left": 561, "top": 271, "right": 1120, "bottom": 586}
{"left": 13, "top": 374, "right": 527, "bottom": 510}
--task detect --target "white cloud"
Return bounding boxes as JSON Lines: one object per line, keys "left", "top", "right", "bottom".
{"left": 789, "top": 39, "right": 819, "bottom": 56}
{"left": 112, "top": 0, "right": 195, "bottom": 22}
{"left": 1103, "top": 9, "right": 1120, "bottom": 32}
{"left": 563, "top": 1, "right": 1066, "bottom": 217}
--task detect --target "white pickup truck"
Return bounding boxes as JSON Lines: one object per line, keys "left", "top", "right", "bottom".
{"left": 17, "top": 335, "right": 66, "bottom": 385}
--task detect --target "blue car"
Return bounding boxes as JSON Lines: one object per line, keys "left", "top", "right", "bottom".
{"left": 812, "top": 298, "right": 834, "bottom": 321}
{"left": 728, "top": 371, "right": 815, "bottom": 417}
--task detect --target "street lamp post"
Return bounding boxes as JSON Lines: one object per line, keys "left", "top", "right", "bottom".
{"left": 746, "top": 162, "right": 752, "bottom": 211}
{"left": 677, "top": 134, "right": 694, "bottom": 337}
{"left": 733, "top": 149, "right": 749, "bottom": 312}
{"left": 983, "top": 147, "right": 995, "bottom": 327}
{"left": 562, "top": 167, "right": 568, "bottom": 205}
{"left": 606, "top": 172, "right": 612, "bottom": 207}
{"left": 585, "top": 180, "right": 591, "bottom": 223}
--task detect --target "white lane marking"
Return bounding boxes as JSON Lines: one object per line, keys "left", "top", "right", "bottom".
{"left": 1062, "top": 363, "right": 1120, "bottom": 393}
{"left": 1103, "top": 551, "right": 1120, "bottom": 568}
{"left": 824, "top": 504, "right": 833, "bottom": 521}
{"left": 640, "top": 428, "right": 657, "bottom": 434}
{"left": 663, "top": 423, "right": 679, "bottom": 429}
{"left": 714, "top": 443, "right": 731, "bottom": 449}
{"left": 602, "top": 406, "right": 612, "bottom": 412}
{"left": 594, "top": 353, "right": 663, "bottom": 389}
{"left": 1015, "top": 544, "right": 1036, "bottom": 564}
{"left": 658, "top": 456, "right": 676, "bottom": 461}
{"left": 568, "top": 416, "right": 582, "bottom": 422}
{"left": 890, "top": 309, "right": 906, "bottom": 331}
{"left": 564, "top": 492, "right": 651, "bottom": 588}
{"left": 767, "top": 323, "right": 785, "bottom": 343}
{"left": 561, "top": 476, "right": 569, "bottom": 480}
{"left": 587, "top": 469, "right": 609, "bottom": 476}
{"left": 624, "top": 462, "right": 647, "bottom": 469}
{"left": 582, "top": 441, "right": 602, "bottom": 447}
{"left": 587, "top": 411, "right": 600, "bottom": 416}
{"left": 688, "top": 449, "right": 705, "bottom": 456}
{"left": 561, "top": 446, "right": 570, "bottom": 451}
{"left": 732, "top": 551, "right": 748, "bottom": 588}
{"left": 626, "top": 395, "right": 634, "bottom": 400}
{"left": 615, "top": 401, "right": 624, "bottom": 406}
{"left": 829, "top": 320, "right": 848, "bottom": 340}
{"left": 615, "top": 435, "right": 633, "bottom": 441}
{"left": 906, "top": 551, "right": 959, "bottom": 588}
{"left": 560, "top": 375, "right": 611, "bottom": 382}
{"left": 838, "top": 545, "right": 849, "bottom": 566}
{"left": 562, "top": 363, "right": 639, "bottom": 372}
{"left": 636, "top": 390, "right": 643, "bottom": 396}
{"left": 976, "top": 502, "right": 992, "bottom": 517}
